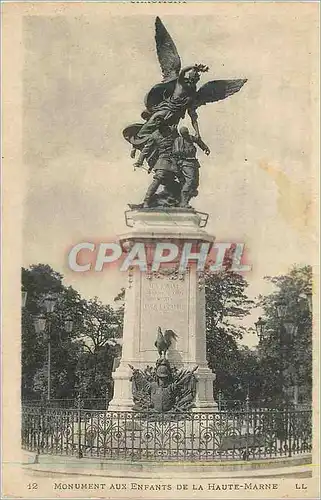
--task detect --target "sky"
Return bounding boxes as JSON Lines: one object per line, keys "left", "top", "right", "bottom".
{"left": 21, "top": 5, "right": 318, "bottom": 347}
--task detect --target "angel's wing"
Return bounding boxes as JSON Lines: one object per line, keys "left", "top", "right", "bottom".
{"left": 194, "top": 79, "right": 247, "bottom": 108}
{"left": 155, "top": 17, "right": 181, "bottom": 82}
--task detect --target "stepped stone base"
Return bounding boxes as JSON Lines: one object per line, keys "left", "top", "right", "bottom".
{"left": 21, "top": 452, "right": 312, "bottom": 479}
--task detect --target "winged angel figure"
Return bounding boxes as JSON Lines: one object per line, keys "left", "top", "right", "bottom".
{"left": 123, "top": 17, "right": 247, "bottom": 170}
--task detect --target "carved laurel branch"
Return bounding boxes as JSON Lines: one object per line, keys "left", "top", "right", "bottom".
{"left": 128, "top": 266, "right": 191, "bottom": 287}
{"left": 198, "top": 271, "right": 206, "bottom": 290}
{"left": 128, "top": 267, "right": 134, "bottom": 288}
{"left": 146, "top": 267, "right": 189, "bottom": 281}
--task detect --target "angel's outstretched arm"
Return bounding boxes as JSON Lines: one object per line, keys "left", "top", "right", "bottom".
{"left": 177, "top": 65, "right": 196, "bottom": 84}
{"left": 178, "top": 64, "right": 208, "bottom": 84}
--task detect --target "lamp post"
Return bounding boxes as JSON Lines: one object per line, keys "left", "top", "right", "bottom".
{"left": 275, "top": 301, "right": 300, "bottom": 406}
{"left": 275, "top": 301, "right": 288, "bottom": 405}
{"left": 34, "top": 294, "right": 57, "bottom": 401}
{"left": 255, "top": 317, "right": 267, "bottom": 341}
{"left": 60, "top": 316, "right": 89, "bottom": 404}
{"left": 284, "top": 318, "right": 299, "bottom": 406}
{"left": 255, "top": 293, "right": 309, "bottom": 407}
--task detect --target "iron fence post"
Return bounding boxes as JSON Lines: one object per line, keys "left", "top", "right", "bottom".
{"left": 47, "top": 338, "right": 51, "bottom": 401}
{"left": 34, "top": 410, "right": 40, "bottom": 464}
{"left": 244, "top": 393, "right": 250, "bottom": 461}
{"left": 35, "top": 400, "right": 45, "bottom": 464}
{"left": 77, "top": 395, "right": 83, "bottom": 458}
{"left": 288, "top": 408, "right": 292, "bottom": 458}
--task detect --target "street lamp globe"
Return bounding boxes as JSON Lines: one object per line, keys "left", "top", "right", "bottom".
{"left": 299, "top": 292, "right": 312, "bottom": 313}
{"left": 255, "top": 317, "right": 266, "bottom": 340}
{"left": 276, "top": 301, "right": 287, "bottom": 319}
{"left": 283, "top": 320, "right": 297, "bottom": 337}
{"left": 65, "top": 316, "right": 74, "bottom": 333}
{"left": 34, "top": 314, "right": 47, "bottom": 334}
{"left": 44, "top": 294, "right": 57, "bottom": 313}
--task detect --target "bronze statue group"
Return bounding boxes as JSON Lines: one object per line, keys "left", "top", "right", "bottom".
{"left": 123, "top": 17, "right": 247, "bottom": 209}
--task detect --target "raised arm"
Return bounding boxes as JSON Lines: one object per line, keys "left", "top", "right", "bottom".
{"left": 177, "top": 65, "right": 196, "bottom": 84}
{"left": 187, "top": 108, "right": 201, "bottom": 139}
{"left": 193, "top": 135, "right": 210, "bottom": 155}
{"left": 178, "top": 63, "right": 209, "bottom": 84}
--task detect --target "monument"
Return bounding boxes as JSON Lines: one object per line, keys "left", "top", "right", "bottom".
{"left": 108, "top": 17, "right": 247, "bottom": 412}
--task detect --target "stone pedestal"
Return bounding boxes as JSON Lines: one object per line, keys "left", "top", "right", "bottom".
{"left": 108, "top": 209, "right": 217, "bottom": 412}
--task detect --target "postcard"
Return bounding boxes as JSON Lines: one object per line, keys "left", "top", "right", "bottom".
{"left": 1, "top": 2, "right": 319, "bottom": 499}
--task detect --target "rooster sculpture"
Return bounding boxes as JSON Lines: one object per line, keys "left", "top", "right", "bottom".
{"left": 155, "top": 326, "right": 178, "bottom": 358}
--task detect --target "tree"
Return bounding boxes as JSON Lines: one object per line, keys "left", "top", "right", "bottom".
{"left": 258, "top": 265, "right": 312, "bottom": 405}
{"left": 78, "top": 297, "right": 122, "bottom": 354}
{"left": 233, "top": 347, "right": 263, "bottom": 403}
{"left": 205, "top": 269, "right": 254, "bottom": 400}
{"left": 22, "top": 264, "right": 124, "bottom": 401}
{"left": 75, "top": 343, "right": 120, "bottom": 401}
{"left": 74, "top": 296, "right": 123, "bottom": 400}
{"left": 22, "top": 264, "right": 85, "bottom": 399}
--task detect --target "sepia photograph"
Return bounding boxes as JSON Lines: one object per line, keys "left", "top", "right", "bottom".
{"left": 1, "top": 2, "right": 319, "bottom": 498}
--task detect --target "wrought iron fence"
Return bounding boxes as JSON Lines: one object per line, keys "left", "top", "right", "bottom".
{"left": 21, "top": 405, "right": 312, "bottom": 462}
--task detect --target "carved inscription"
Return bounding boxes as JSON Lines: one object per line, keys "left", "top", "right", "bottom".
{"left": 140, "top": 276, "right": 189, "bottom": 354}
{"left": 143, "top": 281, "right": 184, "bottom": 312}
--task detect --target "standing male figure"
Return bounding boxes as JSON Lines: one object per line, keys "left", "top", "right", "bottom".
{"left": 173, "top": 126, "right": 210, "bottom": 207}
{"left": 133, "top": 120, "right": 179, "bottom": 208}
